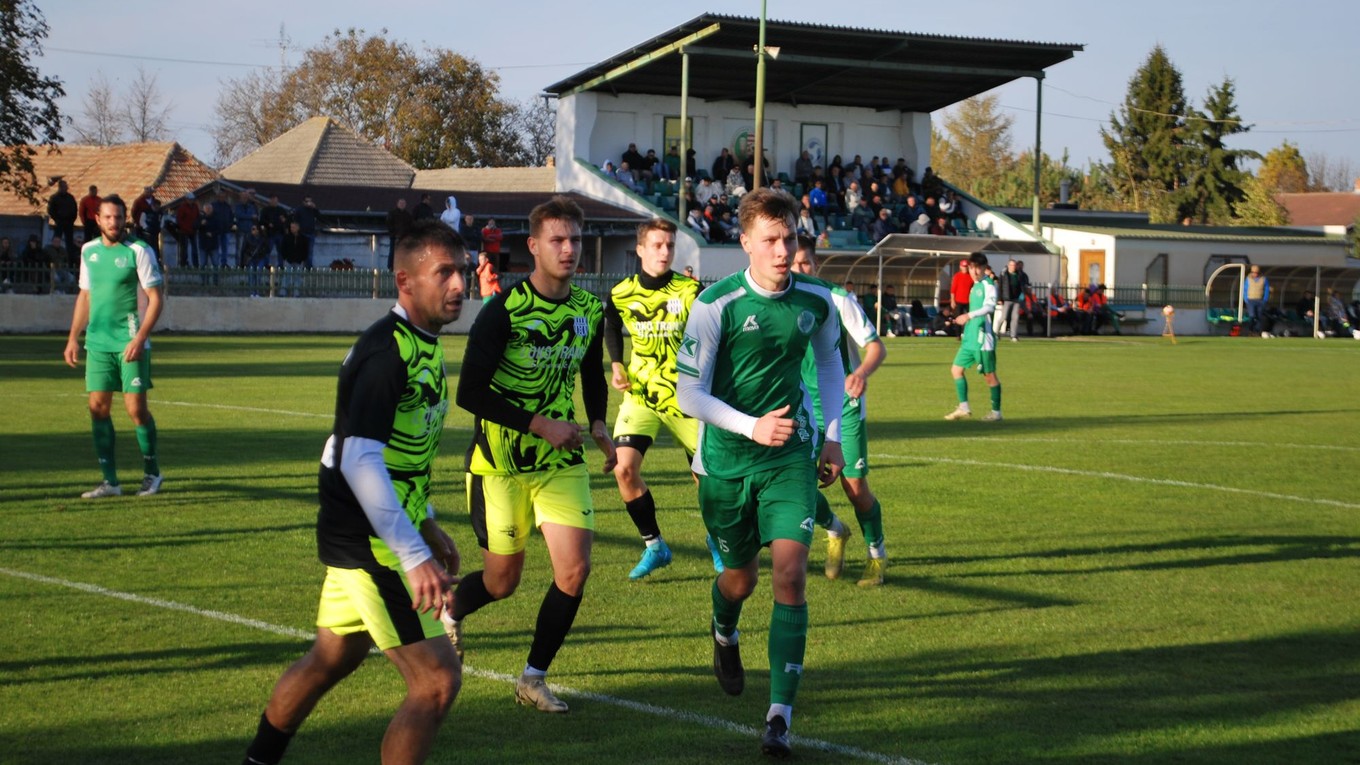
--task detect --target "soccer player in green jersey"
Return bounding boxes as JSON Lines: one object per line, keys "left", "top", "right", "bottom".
{"left": 677, "top": 188, "right": 845, "bottom": 757}
{"left": 945, "top": 252, "right": 1003, "bottom": 421}
{"left": 63, "top": 195, "right": 165, "bottom": 498}
{"left": 450, "top": 196, "right": 616, "bottom": 714}
{"left": 604, "top": 218, "right": 702, "bottom": 579}
{"left": 790, "top": 237, "right": 890, "bottom": 587}
{"left": 243, "top": 220, "right": 466, "bottom": 765}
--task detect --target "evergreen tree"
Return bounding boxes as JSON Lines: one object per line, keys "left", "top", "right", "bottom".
{"left": 1183, "top": 78, "right": 1257, "bottom": 224}
{"left": 1100, "top": 46, "right": 1191, "bottom": 219}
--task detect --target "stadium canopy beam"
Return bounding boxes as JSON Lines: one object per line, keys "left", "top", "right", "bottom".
{"left": 559, "top": 23, "right": 723, "bottom": 98}
{"left": 682, "top": 46, "right": 1045, "bottom": 81}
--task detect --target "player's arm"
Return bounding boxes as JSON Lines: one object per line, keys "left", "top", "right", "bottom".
{"left": 582, "top": 314, "right": 617, "bottom": 471}
{"left": 971, "top": 281, "right": 998, "bottom": 319}
{"left": 125, "top": 243, "right": 165, "bottom": 362}
{"left": 64, "top": 290, "right": 90, "bottom": 367}
{"left": 834, "top": 291, "right": 885, "bottom": 398}
{"left": 810, "top": 309, "right": 846, "bottom": 486}
{"left": 676, "top": 299, "right": 792, "bottom": 445}
{"left": 602, "top": 298, "right": 630, "bottom": 391}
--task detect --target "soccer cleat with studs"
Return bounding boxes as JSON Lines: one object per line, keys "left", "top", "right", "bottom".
{"left": 136, "top": 474, "right": 164, "bottom": 496}
{"left": 81, "top": 481, "right": 122, "bottom": 499}
{"left": 761, "top": 715, "right": 792, "bottom": 758}
{"left": 981, "top": 411, "right": 1003, "bottom": 422}
{"left": 858, "top": 558, "right": 887, "bottom": 587}
{"left": 514, "top": 674, "right": 568, "bottom": 713}
{"left": 943, "top": 407, "right": 971, "bottom": 421}
{"left": 712, "top": 631, "right": 744, "bottom": 696}
{"left": 628, "top": 539, "right": 673, "bottom": 580}
{"left": 824, "top": 523, "right": 848, "bottom": 580}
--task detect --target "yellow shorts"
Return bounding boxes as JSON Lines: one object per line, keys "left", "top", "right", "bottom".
{"left": 315, "top": 565, "right": 444, "bottom": 651}
{"left": 612, "top": 395, "right": 699, "bottom": 458}
{"left": 467, "top": 462, "right": 594, "bottom": 555}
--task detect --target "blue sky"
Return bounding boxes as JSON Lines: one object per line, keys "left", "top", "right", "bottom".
{"left": 37, "top": 1, "right": 1360, "bottom": 183}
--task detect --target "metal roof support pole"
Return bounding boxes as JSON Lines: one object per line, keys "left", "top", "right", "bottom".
{"left": 679, "top": 50, "right": 690, "bottom": 224}
{"left": 1032, "top": 74, "right": 1043, "bottom": 238}
{"left": 753, "top": 0, "right": 768, "bottom": 190}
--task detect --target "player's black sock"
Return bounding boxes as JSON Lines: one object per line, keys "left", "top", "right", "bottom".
{"left": 243, "top": 711, "right": 293, "bottom": 765}
{"left": 625, "top": 489, "right": 661, "bottom": 541}
{"left": 526, "top": 582, "right": 582, "bottom": 673}
{"left": 451, "top": 571, "right": 495, "bottom": 621}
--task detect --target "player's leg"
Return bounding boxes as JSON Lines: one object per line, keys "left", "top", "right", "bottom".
{"left": 701, "top": 474, "right": 760, "bottom": 697}
{"left": 120, "top": 351, "right": 162, "bottom": 495}
{"left": 838, "top": 410, "right": 887, "bottom": 586}
{"left": 613, "top": 400, "right": 673, "bottom": 578}
{"left": 82, "top": 351, "right": 123, "bottom": 497}
{"left": 448, "top": 474, "right": 531, "bottom": 658}
{"left": 981, "top": 354, "right": 1002, "bottom": 421}
{"left": 512, "top": 465, "right": 594, "bottom": 712}
{"left": 382, "top": 637, "right": 461, "bottom": 765}
{"left": 945, "top": 348, "right": 973, "bottom": 419}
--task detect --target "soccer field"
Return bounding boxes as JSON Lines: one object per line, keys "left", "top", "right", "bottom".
{"left": 1, "top": 333, "right": 1357, "bottom": 765}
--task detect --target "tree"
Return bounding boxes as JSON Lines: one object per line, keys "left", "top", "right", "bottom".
{"left": 120, "top": 66, "right": 174, "bottom": 142}
{"left": 985, "top": 150, "right": 1084, "bottom": 209}
{"left": 211, "top": 29, "right": 530, "bottom": 169}
{"left": 71, "top": 73, "right": 123, "bottom": 145}
{"left": 1182, "top": 78, "right": 1257, "bottom": 224}
{"left": 932, "top": 95, "right": 1014, "bottom": 199}
{"left": 1232, "top": 175, "right": 1289, "bottom": 226}
{"left": 0, "top": 0, "right": 65, "bottom": 204}
{"left": 1305, "top": 151, "right": 1357, "bottom": 192}
{"left": 511, "top": 97, "right": 556, "bottom": 167}
{"left": 1257, "top": 142, "right": 1309, "bottom": 194}
{"left": 1100, "top": 45, "right": 1192, "bottom": 219}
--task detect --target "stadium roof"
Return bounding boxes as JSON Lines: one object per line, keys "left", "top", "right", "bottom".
{"left": 1040, "top": 223, "right": 1348, "bottom": 246}
{"left": 545, "top": 14, "right": 1082, "bottom": 113}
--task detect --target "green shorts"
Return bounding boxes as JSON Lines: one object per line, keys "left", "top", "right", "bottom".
{"left": 952, "top": 345, "right": 997, "bottom": 375}
{"left": 86, "top": 349, "right": 153, "bottom": 394}
{"left": 467, "top": 463, "right": 594, "bottom": 555}
{"left": 699, "top": 463, "right": 817, "bottom": 569}
{"left": 840, "top": 396, "right": 869, "bottom": 478}
{"left": 316, "top": 564, "right": 444, "bottom": 651}
{"left": 612, "top": 394, "right": 699, "bottom": 458}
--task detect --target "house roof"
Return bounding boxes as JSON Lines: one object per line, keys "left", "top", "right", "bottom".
{"left": 546, "top": 13, "right": 1082, "bottom": 114}
{"left": 412, "top": 167, "right": 555, "bottom": 193}
{"left": 1275, "top": 192, "right": 1360, "bottom": 227}
{"left": 1046, "top": 223, "right": 1347, "bottom": 246}
{"left": 0, "top": 142, "right": 217, "bottom": 218}
{"left": 220, "top": 117, "right": 416, "bottom": 188}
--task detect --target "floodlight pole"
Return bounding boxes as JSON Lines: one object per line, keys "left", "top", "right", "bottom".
{"left": 1032, "top": 74, "right": 1043, "bottom": 238}
{"left": 679, "top": 50, "right": 690, "bottom": 223}
{"left": 753, "top": 0, "right": 768, "bottom": 190}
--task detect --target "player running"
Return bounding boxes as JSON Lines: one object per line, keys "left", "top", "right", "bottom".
{"left": 677, "top": 188, "right": 844, "bottom": 757}
{"left": 63, "top": 194, "right": 165, "bottom": 498}
{"left": 603, "top": 218, "right": 703, "bottom": 579}
{"left": 945, "top": 252, "right": 1003, "bottom": 421}
{"left": 790, "top": 236, "right": 890, "bottom": 586}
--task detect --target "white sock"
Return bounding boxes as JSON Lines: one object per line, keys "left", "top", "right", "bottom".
{"left": 645, "top": 537, "right": 663, "bottom": 549}
{"left": 869, "top": 542, "right": 886, "bottom": 559}
{"left": 522, "top": 664, "right": 547, "bottom": 678}
{"left": 714, "top": 629, "right": 739, "bottom": 647}
{"left": 826, "top": 517, "right": 848, "bottom": 538}
{"left": 957, "top": 402, "right": 971, "bottom": 413}
{"left": 767, "top": 703, "right": 793, "bottom": 726}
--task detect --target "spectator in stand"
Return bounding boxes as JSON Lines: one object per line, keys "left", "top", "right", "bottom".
{"left": 910, "top": 299, "right": 931, "bottom": 334}
{"left": 476, "top": 252, "right": 502, "bottom": 300}
{"left": 850, "top": 196, "right": 875, "bottom": 235}
{"left": 867, "top": 183, "right": 886, "bottom": 210}
{"left": 882, "top": 284, "right": 906, "bottom": 336}
{"left": 622, "top": 143, "right": 646, "bottom": 180}
{"left": 1296, "top": 290, "right": 1318, "bottom": 326}
{"left": 902, "top": 194, "right": 926, "bottom": 223}
{"left": 209, "top": 195, "right": 236, "bottom": 267}
{"left": 438, "top": 195, "right": 461, "bottom": 231}
{"left": 921, "top": 166, "right": 943, "bottom": 198}
{"left": 712, "top": 148, "right": 736, "bottom": 183}
{"left": 908, "top": 213, "right": 930, "bottom": 235}
{"left": 259, "top": 193, "right": 287, "bottom": 265}
{"left": 741, "top": 161, "right": 756, "bottom": 193}
{"left": 929, "top": 215, "right": 957, "bottom": 237}
{"left": 796, "top": 207, "right": 819, "bottom": 237}
{"left": 385, "top": 198, "right": 413, "bottom": 271}
{"left": 130, "top": 187, "right": 155, "bottom": 238}
{"left": 136, "top": 190, "right": 163, "bottom": 262}
{"left": 173, "top": 193, "right": 200, "bottom": 267}
{"left": 685, "top": 148, "right": 697, "bottom": 180}
{"left": 793, "top": 150, "right": 814, "bottom": 188}
{"left": 198, "top": 202, "right": 218, "bottom": 266}
{"left": 725, "top": 166, "right": 747, "bottom": 199}
{"left": 663, "top": 146, "right": 681, "bottom": 181}
{"left": 845, "top": 181, "right": 863, "bottom": 212}
{"left": 1325, "top": 289, "right": 1355, "bottom": 335}
{"left": 871, "top": 208, "right": 897, "bottom": 243}
{"left": 826, "top": 165, "right": 846, "bottom": 213}
{"left": 1048, "top": 289, "right": 1078, "bottom": 334}
{"left": 685, "top": 207, "right": 711, "bottom": 242}
{"left": 844, "top": 154, "right": 863, "bottom": 178}
{"left": 695, "top": 177, "right": 719, "bottom": 207}
{"left": 279, "top": 220, "right": 307, "bottom": 296}
{"left": 997, "top": 259, "right": 1025, "bottom": 342}
{"left": 808, "top": 179, "right": 830, "bottom": 227}
{"left": 1075, "top": 286, "right": 1096, "bottom": 333}
{"left": 413, "top": 193, "right": 435, "bottom": 221}
{"left": 1090, "top": 284, "right": 1122, "bottom": 335}
{"left": 481, "top": 217, "right": 506, "bottom": 273}
{"left": 293, "top": 195, "right": 320, "bottom": 268}
{"left": 1243, "top": 265, "right": 1270, "bottom": 333}
{"left": 79, "top": 185, "right": 101, "bottom": 247}
{"left": 615, "top": 162, "right": 641, "bottom": 193}
{"left": 715, "top": 209, "right": 739, "bottom": 241}
{"left": 639, "top": 149, "right": 660, "bottom": 185}
{"left": 241, "top": 224, "right": 271, "bottom": 295}
{"left": 460, "top": 213, "right": 482, "bottom": 264}
{"left": 233, "top": 190, "right": 259, "bottom": 262}
{"left": 47, "top": 179, "right": 78, "bottom": 260}
{"left": 0, "top": 236, "right": 12, "bottom": 289}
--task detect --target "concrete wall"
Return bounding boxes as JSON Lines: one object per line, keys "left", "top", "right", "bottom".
{"left": 0, "top": 294, "right": 485, "bottom": 335}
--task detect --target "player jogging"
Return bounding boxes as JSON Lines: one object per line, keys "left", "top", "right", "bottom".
{"left": 447, "top": 196, "right": 616, "bottom": 714}
{"left": 63, "top": 194, "right": 165, "bottom": 498}
{"left": 677, "top": 188, "right": 844, "bottom": 757}
{"left": 604, "top": 218, "right": 702, "bottom": 579}
{"left": 790, "top": 236, "right": 890, "bottom": 587}
{"left": 243, "top": 220, "right": 466, "bottom": 765}
{"left": 945, "top": 252, "right": 1003, "bottom": 421}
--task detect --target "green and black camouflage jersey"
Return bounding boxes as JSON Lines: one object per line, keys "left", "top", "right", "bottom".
{"left": 78, "top": 236, "right": 163, "bottom": 353}
{"left": 459, "top": 278, "right": 608, "bottom": 475}
{"left": 604, "top": 270, "right": 701, "bottom": 417}
{"left": 317, "top": 309, "right": 449, "bottom": 569}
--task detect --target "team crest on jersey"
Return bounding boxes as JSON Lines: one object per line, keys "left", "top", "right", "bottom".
{"left": 666, "top": 298, "right": 683, "bottom": 315}
{"left": 573, "top": 316, "right": 589, "bottom": 337}
{"left": 114, "top": 256, "right": 128, "bottom": 268}
{"left": 797, "top": 310, "right": 815, "bottom": 334}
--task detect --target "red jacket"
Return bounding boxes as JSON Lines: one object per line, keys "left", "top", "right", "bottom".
{"left": 950, "top": 269, "right": 973, "bottom": 308}
{"left": 176, "top": 202, "right": 200, "bottom": 234}
{"left": 79, "top": 194, "right": 101, "bottom": 223}
{"left": 481, "top": 225, "right": 503, "bottom": 254}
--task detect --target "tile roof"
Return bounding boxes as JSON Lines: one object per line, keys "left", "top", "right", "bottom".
{"left": 1276, "top": 192, "right": 1360, "bottom": 227}
{"left": 412, "top": 167, "right": 555, "bottom": 193}
{"left": 220, "top": 117, "right": 415, "bottom": 188}
{"left": 0, "top": 142, "right": 217, "bottom": 218}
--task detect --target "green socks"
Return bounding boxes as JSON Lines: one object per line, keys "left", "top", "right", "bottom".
{"left": 712, "top": 578, "right": 743, "bottom": 639}
{"left": 135, "top": 418, "right": 159, "bottom": 476}
{"left": 768, "top": 603, "right": 808, "bottom": 706}
{"left": 989, "top": 383, "right": 1002, "bottom": 412}
{"left": 92, "top": 417, "right": 118, "bottom": 484}
{"left": 954, "top": 376, "right": 968, "bottom": 405}
{"left": 855, "top": 499, "right": 885, "bottom": 550}
{"left": 813, "top": 491, "right": 835, "bottom": 529}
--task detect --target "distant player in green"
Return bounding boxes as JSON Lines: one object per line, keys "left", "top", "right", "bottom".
{"left": 945, "top": 252, "right": 1003, "bottom": 421}
{"left": 243, "top": 220, "right": 467, "bottom": 765}
{"left": 63, "top": 194, "right": 165, "bottom": 498}
{"left": 449, "top": 196, "right": 616, "bottom": 714}
{"left": 677, "top": 188, "right": 844, "bottom": 757}
{"left": 604, "top": 218, "right": 702, "bottom": 579}
{"left": 790, "top": 237, "right": 890, "bottom": 587}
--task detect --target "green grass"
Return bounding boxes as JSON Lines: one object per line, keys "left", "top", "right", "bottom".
{"left": 1, "top": 333, "right": 1357, "bottom": 764}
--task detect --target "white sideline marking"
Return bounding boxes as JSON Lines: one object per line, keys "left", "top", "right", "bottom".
{"left": 0, "top": 566, "right": 930, "bottom": 765}
{"left": 954, "top": 436, "right": 1360, "bottom": 453}
{"left": 878, "top": 454, "right": 1360, "bottom": 510}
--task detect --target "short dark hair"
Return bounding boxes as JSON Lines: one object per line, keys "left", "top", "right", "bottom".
{"left": 968, "top": 253, "right": 989, "bottom": 268}
{"left": 529, "top": 195, "right": 585, "bottom": 237}
{"left": 737, "top": 187, "right": 799, "bottom": 234}
{"left": 395, "top": 218, "right": 466, "bottom": 270}
{"left": 796, "top": 233, "right": 817, "bottom": 254}
{"left": 100, "top": 194, "right": 127, "bottom": 216}
{"left": 636, "top": 217, "right": 677, "bottom": 246}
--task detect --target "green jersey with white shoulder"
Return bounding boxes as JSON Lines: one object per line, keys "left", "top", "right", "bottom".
{"left": 800, "top": 281, "right": 878, "bottom": 425}
{"left": 961, "top": 276, "right": 997, "bottom": 352}
{"left": 78, "top": 236, "right": 163, "bottom": 353}
{"left": 677, "top": 269, "right": 843, "bottom": 480}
